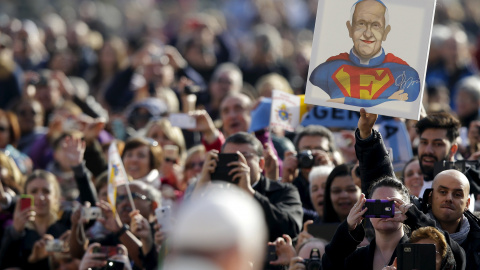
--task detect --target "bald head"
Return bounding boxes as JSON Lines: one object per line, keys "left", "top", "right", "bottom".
{"left": 431, "top": 169, "right": 470, "bottom": 231}
{"left": 433, "top": 169, "right": 470, "bottom": 195}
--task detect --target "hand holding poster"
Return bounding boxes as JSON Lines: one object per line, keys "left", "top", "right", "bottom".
{"left": 305, "top": 0, "right": 436, "bottom": 120}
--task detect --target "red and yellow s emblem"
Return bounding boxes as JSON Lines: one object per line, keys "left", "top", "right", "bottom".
{"left": 332, "top": 65, "right": 394, "bottom": 99}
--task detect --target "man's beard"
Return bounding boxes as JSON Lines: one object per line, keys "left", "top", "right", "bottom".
{"left": 419, "top": 153, "right": 450, "bottom": 180}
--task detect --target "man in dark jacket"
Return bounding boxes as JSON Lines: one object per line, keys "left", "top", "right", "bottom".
{"left": 195, "top": 132, "right": 303, "bottom": 242}
{"left": 355, "top": 108, "right": 477, "bottom": 270}
{"left": 282, "top": 125, "right": 336, "bottom": 222}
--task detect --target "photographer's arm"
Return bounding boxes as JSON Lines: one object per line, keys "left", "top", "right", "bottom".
{"left": 63, "top": 136, "right": 98, "bottom": 205}
{"left": 355, "top": 109, "right": 395, "bottom": 197}
{"left": 190, "top": 110, "right": 224, "bottom": 150}
{"left": 97, "top": 201, "right": 144, "bottom": 268}
{"left": 192, "top": 150, "right": 218, "bottom": 195}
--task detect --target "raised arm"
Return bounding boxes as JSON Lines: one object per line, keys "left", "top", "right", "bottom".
{"left": 355, "top": 109, "right": 395, "bottom": 197}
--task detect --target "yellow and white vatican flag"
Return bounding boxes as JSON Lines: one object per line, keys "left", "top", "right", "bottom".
{"left": 270, "top": 90, "right": 301, "bottom": 132}
{"left": 107, "top": 142, "right": 135, "bottom": 213}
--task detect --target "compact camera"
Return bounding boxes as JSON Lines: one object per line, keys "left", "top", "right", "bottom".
{"left": 297, "top": 150, "right": 315, "bottom": 169}
{"left": 82, "top": 206, "right": 102, "bottom": 220}
{"left": 45, "top": 239, "right": 65, "bottom": 252}
{"left": 302, "top": 248, "right": 322, "bottom": 270}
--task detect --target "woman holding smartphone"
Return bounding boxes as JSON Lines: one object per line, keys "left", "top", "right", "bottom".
{"left": 0, "top": 170, "right": 70, "bottom": 269}
{"left": 322, "top": 178, "right": 465, "bottom": 270}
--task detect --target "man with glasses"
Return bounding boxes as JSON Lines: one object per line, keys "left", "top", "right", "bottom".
{"left": 195, "top": 132, "right": 303, "bottom": 242}
{"left": 282, "top": 125, "right": 336, "bottom": 221}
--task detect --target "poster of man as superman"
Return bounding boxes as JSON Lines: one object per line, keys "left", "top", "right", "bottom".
{"left": 306, "top": 0, "right": 436, "bottom": 119}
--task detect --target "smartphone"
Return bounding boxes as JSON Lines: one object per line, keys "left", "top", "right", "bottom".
{"left": 168, "top": 113, "right": 196, "bottom": 129}
{"left": 210, "top": 153, "right": 239, "bottom": 183}
{"left": 105, "top": 259, "right": 125, "bottom": 270}
{"left": 93, "top": 246, "right": 121, "bottom": 258}
{"left": 45, "top": 239, "right": 65, "bottom": 252}
{"left": 155, "top": 206, "right": 172, "bottom": 233}
{"left": 397, "top": 243, "right": 436, "bottom": 270}
{"left": 266, "top": 245, "right": 277, "bottom": 262}
{"left": 363, "top": 199, "right": 395, "bottom": 218}
{"left": 20, "top": 194, "right": 34, "bottom": 211}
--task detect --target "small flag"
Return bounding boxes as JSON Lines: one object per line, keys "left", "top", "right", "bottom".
{"left": 270, "top": 90, "right": 301, "bottom": 132}
{"left": 107, "top": 142, "right": 129, "bottom": 214}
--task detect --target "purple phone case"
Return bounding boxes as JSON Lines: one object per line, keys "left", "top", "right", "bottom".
{"left": 363, "top": 199, "right": 395, "bottom": 218}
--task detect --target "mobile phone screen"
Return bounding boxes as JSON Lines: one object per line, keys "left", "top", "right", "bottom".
{"left": 210, "top": 153, "right": 239, "bottom": 183}
{"left": 20, "top": 195, "right": 34, "bottom": 211}
{"left": 93, "top": 246, "right": 120, "bottom": 258}
{"left": 363, "top": 199, "right": 394, "bottom": 218}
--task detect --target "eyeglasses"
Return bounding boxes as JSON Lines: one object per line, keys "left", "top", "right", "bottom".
{"left": 300, "top": 147, "right": 332, "bottom": 153}
{"left": 116, "top": 192, "right": 151, "bottom": 204}
{"left": 186, "top": 161, "right": 204, "bottom": 170}
{"left": 0, "top": 126, "right": 7, "bottom": 132}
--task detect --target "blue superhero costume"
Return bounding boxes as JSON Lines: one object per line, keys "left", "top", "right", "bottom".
{"left": 309, "top": 48, "right": 420, "bottom": 107}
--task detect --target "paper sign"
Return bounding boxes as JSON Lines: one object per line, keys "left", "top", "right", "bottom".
{"left": 305, "top": 0, "right": 436, "bottom": 120}
{"left": 301, "top": 106, "right": 360, "bottom": 129}
{"left": 270, "top": 90, "right": 301, "bottom": 132}
{"left": 169, "top": 113, "right": 197, "bottom": 129}
{"left": 375, "top": 119, "right": 413, "bottom": 171}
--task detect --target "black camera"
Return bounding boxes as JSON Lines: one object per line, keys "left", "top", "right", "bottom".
{"left": 302, "top": 248, "right": 322, "bottom": 270}
{"left": 297, "top": 150, "right": 315, "bottom": 169}
{"left": 184, "top": 85, "right": 201, "bottom": 95}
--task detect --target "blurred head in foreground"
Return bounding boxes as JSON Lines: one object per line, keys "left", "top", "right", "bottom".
{"left": 164, "top": 184, "right": 267, "bottom": 270}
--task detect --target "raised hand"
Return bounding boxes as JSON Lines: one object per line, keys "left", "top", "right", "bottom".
{"left": 263, "top": 143, "right": 279, "bottom": 180}
{"left": 79, "top": 243, "right": 107, "bottom": 270}
{"left": 347, "top": 193, "right": 367, "bottom": 231}
{"left": 28, "top": 234, "right": 54, "bottom": 263}
{"left": 269, "top": 234, "right": 296, "bottom": 266}
{"left": 197, "top": 150, "right": 219, "bottom": 188}
{"left": 386, "top": 197, "right": 411, "bottom": 223}
{"left": 358, "top": 108, "right": 378, "bottom": 139}
{"left": 12, "top": 199, "right": 35, "bottom": 233}
{"left": 153, "top": 222, "right": 165, "bottom": 252}
{"left": 281, "top": 150, "right": 298, "bottom": 183}
{"left": 130, "top": 210, "right": 153, "bottom": 255}
{"left": 229, "top": 151, "right": 253, "bottom": 195}
{"left": 295, "top": 220, "right": 314, "bottom": 251}
{"left": 97, "top": 200, "right": 122, "bottom": 233}
{"left": 188, "top": 110, "right": 218, "bottom": 143}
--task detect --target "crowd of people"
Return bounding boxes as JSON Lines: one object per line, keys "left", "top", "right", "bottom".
{"left": 0, "top": 0, "right": 480, "bottom": 269}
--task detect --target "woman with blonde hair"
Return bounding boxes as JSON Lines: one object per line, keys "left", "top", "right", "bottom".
{"left": 0, "top": 170, "right": 70, "bottom": 269}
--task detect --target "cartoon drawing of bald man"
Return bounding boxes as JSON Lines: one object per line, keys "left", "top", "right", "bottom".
{"left": 309, "top": 0, "right": 420, "bottom": 107}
